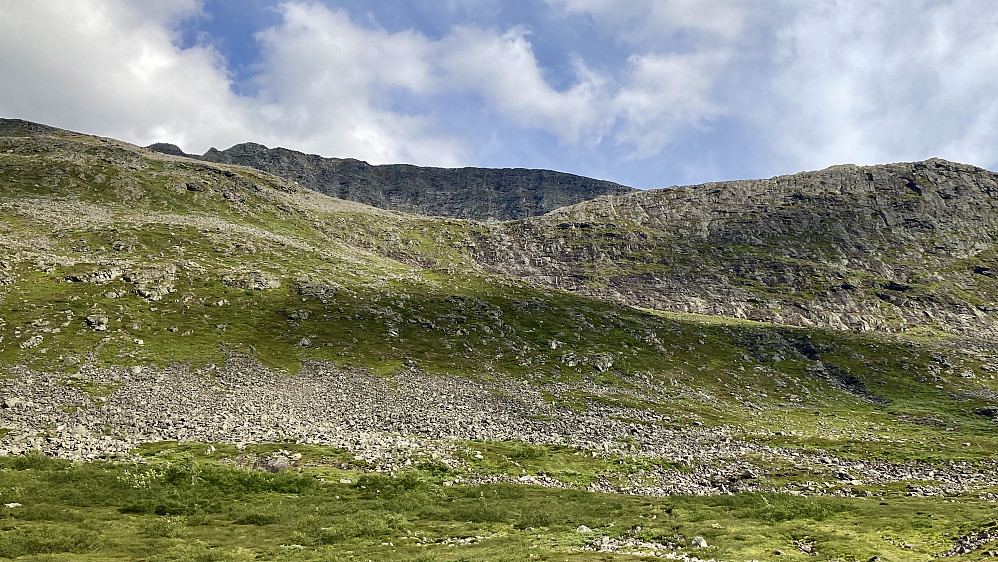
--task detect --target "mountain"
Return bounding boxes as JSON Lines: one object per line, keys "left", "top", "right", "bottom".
{"left": 3, "top": 119, "right": 998, "bottom": 561}
{"left": 147, "top": 140, "right": 635, "bottom": 221}
{"left": 470, "top": 159, "right": 998, "bottom": 338}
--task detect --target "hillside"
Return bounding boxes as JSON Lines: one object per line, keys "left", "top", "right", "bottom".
{"left": 147, "top": 140, "right": 634, "bottom": 221}
{"left": 470, "top": 159, "right": 998, "bottom": 338}
{"left": 2, "top": 119, "right": 998, "bottom": 561}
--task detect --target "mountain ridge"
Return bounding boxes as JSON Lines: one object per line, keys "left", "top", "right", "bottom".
{"left": 9, "top": 118, "right": 998, "bottom": 339}
{"left": 146, "top": 139, "right": 635, "bottom": 221}
{"left": 469, "top": 157, "right": 998, "bottom": 337}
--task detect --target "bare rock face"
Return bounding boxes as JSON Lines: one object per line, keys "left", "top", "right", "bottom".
{"left": 469, "top": 159, "right": 998, "bottom": 338}
{"left": 155, "top": 142, "right": 635, "bottom": 221}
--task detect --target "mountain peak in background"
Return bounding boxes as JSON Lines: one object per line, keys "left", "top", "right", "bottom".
{"left": 147, "top": 140, "right": 635, "bottom": 221}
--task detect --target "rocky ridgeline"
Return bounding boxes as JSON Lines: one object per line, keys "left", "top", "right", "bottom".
{"left": 147, "top": 141, "right": 634, "bottom": 221}
{"left": 470, "top": 159, "right": 998, "bottom": 338}
{"left": 1, "top": 358, "right": 995, "bottom": 499}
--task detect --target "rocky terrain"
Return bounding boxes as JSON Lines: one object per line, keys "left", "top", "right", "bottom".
{"left": 468, "top": 159, "right": 998, "bottom": 338}
{"left": 3, "top": 119, "right": 998, "bottom": 561}
{"left": 4, "top": 355, "right": 997, "bottom": 501}
{"left": 148, "top": 141, "right": 634, "bottom": 221}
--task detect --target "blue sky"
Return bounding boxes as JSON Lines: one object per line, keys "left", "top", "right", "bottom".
{"left": 1, "top": 1, "right": 996, "bottom": 189}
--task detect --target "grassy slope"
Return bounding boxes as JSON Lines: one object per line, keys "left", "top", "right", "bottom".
{"left": 2, "top": 129, "right": 998, "bottom": 560}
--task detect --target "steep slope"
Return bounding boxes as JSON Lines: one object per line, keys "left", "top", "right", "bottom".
{"left": 468, "top": 159, "right": 998, "bottom": 338}
{"left": 146, "top": 140, "right": 635, "bottom": 220}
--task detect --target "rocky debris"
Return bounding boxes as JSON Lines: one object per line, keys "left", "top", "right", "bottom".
{"left": 65, "top": 267, "right": 123, "bottom": 285}
{"left": 939, "top": 527, "right": 998, "bottom": 557}
{"left": 253, "top": 452, "right": 298, "bottom": 473}
{"left": 292, "top": 277, "right": 340, "bottom": 303}
{"left": 974, "top": 407, "right": 998, "bottom": 419}
{"left": 19, "top": 335, "right": 42, "bottom": 349}
{"left": 182, "top": 141, "right": 635, "bottom": 221}
{"left": 221, "top": 270, "right": 281, "bottom": 291}
{"left": 2, "top": 358, "right": 993, "bottom": 499}
{"left": 85, "top": 314, "right": 109, "bottom": 332}
{"left": 795, "top": 538, "right": 816, "bottom": 555}
{"left": 124, "top": 264, "right": 177, "bottom": 301}
{"left": 581, "top": 534, "right": 683, "bottom": 557}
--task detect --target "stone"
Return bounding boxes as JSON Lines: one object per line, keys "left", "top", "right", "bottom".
{"left": 85, "top": 315, "right": 109, "bottom": 331}
{"left": 836, "top": 470, "right": 856, "bottom": 481}
{"left": 19, "top": 335, "right": 42, "bottom": 349}
{"left": 253, "top": 455, "right": 294, "bottom": 473}
{"left": 576, "top": 525, "right": 593, "bottom": 533}
{"left": 691, "top": 536, "right": 708, "bottom": 548}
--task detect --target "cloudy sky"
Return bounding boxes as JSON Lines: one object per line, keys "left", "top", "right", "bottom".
{"left": 1, "top": 1, "right": 996, "bottom": 189}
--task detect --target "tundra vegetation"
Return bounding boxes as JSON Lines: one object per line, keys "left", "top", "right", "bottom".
{"left": 1, "top": 120, "right": 997, "bottom": 561}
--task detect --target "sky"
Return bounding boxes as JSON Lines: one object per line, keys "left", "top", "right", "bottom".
{"left": 1, "top": 1, "right": 996, "bottom": 190}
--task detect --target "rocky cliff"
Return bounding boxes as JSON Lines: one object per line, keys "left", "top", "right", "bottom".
{"left": 147, "top": 141, "right": 634, "bottom": 220}
{"left": 469, "top": 159, "right": 998, "bottom": 338}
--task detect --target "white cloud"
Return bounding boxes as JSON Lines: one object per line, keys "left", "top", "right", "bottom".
{"left": 0, "top": 0, "right": 748, "bottom": 170}
{"left": 436, "top": 26, "right": 608, "bottom": 144}
{"left": 249, "top": 2, "right": 463, "bottom": 166}
{"left": 545, "top": 0, "right": 756, "bottom": 157}
{"left": 0, "top": 0, "right": 251, "bottom": 151}
{"left": 761, "top": 0, "right": 998, "bottom": 170}
{"left": 612, "top": 50, "right": 731, "bottom": 158}
{"left": 0, "top": 0, "right": 467, "bottom": 166}
{"left": 5, "top": 0, "right": 992, "bottom": 183}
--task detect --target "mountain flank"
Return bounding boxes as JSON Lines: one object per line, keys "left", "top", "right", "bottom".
{"left": 147, "top": 140, "right": 635, "bottom": 221}
{"left": 3, "top": 118, "right": 998, "bottom": 561}
{"left": 469, "top": 158, "right": 998, "bottom": 338}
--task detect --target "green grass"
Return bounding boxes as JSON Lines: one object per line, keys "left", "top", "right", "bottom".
{"left": 1, "top": 452, "right": 996, "bottom": 561}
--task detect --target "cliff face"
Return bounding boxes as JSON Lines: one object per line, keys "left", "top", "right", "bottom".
{"left": 470, "top": 159, "right": 998, "bottom": 338}
{"left": 185, "top": 142, "right": 634, "bottom": 221}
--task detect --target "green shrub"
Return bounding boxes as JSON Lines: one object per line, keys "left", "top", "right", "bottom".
{"left": 0, "top": 524, "right": 99, "bottom": 558}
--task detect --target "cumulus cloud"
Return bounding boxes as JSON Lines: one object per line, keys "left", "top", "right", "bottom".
{"left": 763, "top": 0, "right": 998, "bottom": 171}
{"left": 612, "top": 50, "right": 731, "bottom": 158}
{"left": 0, "top": 0, "right": 250, "bottom": 150}
{"left": 250, "top": 2, "right": 464, "bottom": 166}
{"left": 435, "top": 26, "right": 608, "bottom": 144}
{"left": 2, "top": 0, "right": 995, "bottom": 185}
